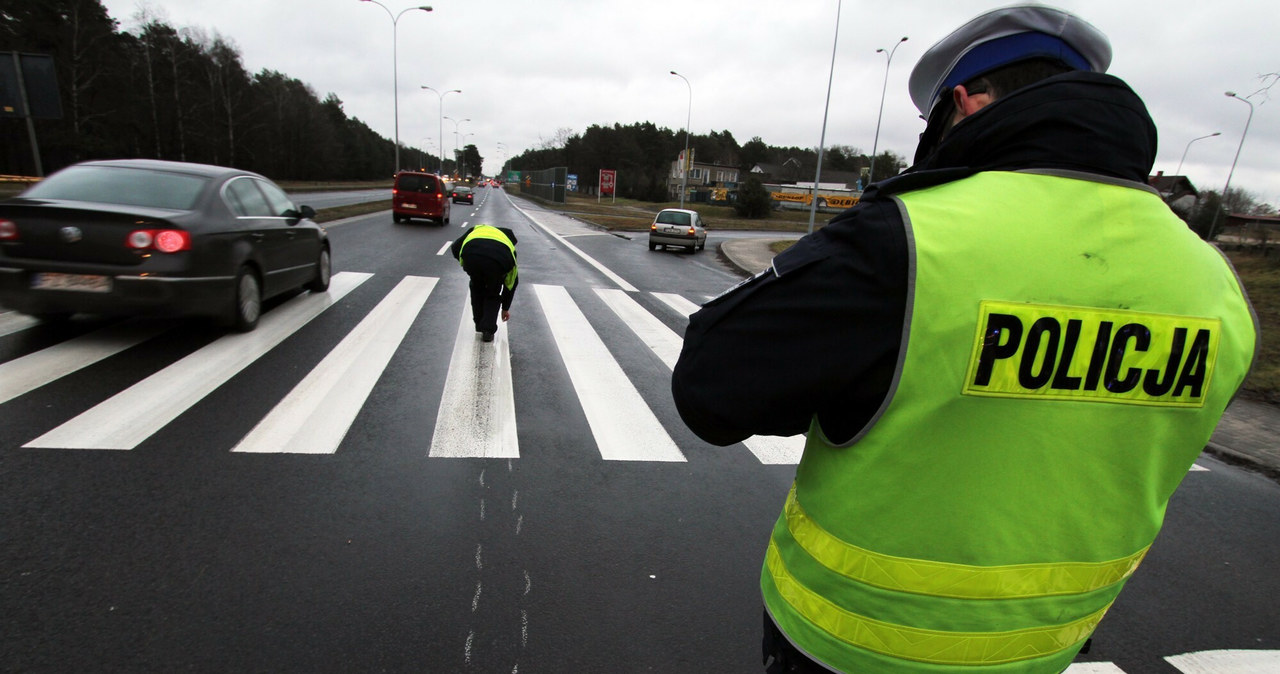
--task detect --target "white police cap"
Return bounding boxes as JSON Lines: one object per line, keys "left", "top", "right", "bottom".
{"left": 908, "top": 4, "right": 1112, "bottom": 117}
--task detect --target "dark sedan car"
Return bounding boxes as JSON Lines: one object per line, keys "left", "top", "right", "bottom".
{"left": 0, "top": 159, "right": 330, "bottom": 331}
{"left": 451, "top": 185, "right": 474, "bottom": 204}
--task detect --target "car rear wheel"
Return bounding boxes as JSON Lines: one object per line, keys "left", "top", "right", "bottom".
{"left": 648, "top": 241, "right": 656, "bottom": 251}
{"left": 229, "top": 265, "right": 262, "bottom": 332}
{"left": 305, "top": 246, "right": 331, "bottom": 293}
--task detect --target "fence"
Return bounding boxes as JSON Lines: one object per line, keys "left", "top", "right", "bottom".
{"left": 518, "top": 167, "right": 568, "bottom": 203}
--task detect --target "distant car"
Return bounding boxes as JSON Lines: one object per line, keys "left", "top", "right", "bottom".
{"left": 451, "top": 186, "right": 474, "bottom": 204}
{"left": 648, "top": 208, "right": 707, "bottom": 253}
{"left": 0, "top": 159, "right": 330, "bottom": 332}
{"left": 392, "top": 171, "right": 451, "bottom": 225}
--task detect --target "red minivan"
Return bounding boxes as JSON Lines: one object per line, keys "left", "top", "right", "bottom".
{"left": 392, "top": 171, "right": 451, "bottom": 225}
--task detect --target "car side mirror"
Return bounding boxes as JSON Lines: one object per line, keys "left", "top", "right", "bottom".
{"left": 284, "top": 205, "right": 315, "bottom": 225}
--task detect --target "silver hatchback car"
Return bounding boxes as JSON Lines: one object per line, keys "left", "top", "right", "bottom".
{"left": 648, "top": 208, "right": 707, "bottom": 253}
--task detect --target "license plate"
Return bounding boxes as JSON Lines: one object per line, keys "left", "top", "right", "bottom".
{"left": 399, "top": 202, "right": 417, "bottom": 209}
{"left": 31, "top": 272, "right": 112, "bottom": 293}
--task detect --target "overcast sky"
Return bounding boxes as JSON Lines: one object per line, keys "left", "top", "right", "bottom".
{"left": 98, "top": 0, "right": 1278, "bottom": 205}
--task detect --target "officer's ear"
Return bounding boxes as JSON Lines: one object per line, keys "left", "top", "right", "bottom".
{"left": 950, "top": 83, "right": 993, "bottom": 125}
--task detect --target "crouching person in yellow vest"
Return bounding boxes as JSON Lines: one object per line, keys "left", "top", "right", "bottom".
{"left": 451, "top": 224, "right": 519, "bottom": 343}
{"left": 671, "top": 5, "right": 1258, "bottom": 674}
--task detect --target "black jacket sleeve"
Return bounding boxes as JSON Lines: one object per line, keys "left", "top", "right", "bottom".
{"left": 450, "top": 227, "right": 475, "bottom": 260}
{"left": 671, "top": 199, "right": 909, "bottom": 447}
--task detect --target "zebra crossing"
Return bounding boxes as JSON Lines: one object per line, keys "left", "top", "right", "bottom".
{"left": 2, "top": 271, "right": 1219, "bottom": 472}
{"left": 1, "top": 271, "right": 805, "bottom": 462}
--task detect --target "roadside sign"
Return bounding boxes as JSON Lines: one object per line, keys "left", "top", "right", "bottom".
{"left": 598, "top": 169, "right": 616, "bottom": 204}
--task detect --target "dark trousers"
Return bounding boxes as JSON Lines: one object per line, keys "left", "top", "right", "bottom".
{"left": 763, "top": 610, "right": 833, "bottom": 673}
{"left": 463, "top": 256, "right": 507, "bottom": 334}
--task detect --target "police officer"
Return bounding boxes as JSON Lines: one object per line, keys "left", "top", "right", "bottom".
{"left": 450, "top": 223, "right": 519, "bottom": 342}
{"left": 671, "top": 6, "right": 1258, "bottom": 674}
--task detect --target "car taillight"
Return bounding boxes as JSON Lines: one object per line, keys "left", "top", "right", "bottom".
{"left": 127, "top": 229, "right": 191, "bottom": 253}
{"left": 0, "top": 218, "right": 17, "bottom": 241}
{"left": 650, "top": 223, "right": 657, "bottom": 231}
{"left": 687, "top": 227, "right": 696, "bottom": 235}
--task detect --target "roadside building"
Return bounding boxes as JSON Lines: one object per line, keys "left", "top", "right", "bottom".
{"left": 667, "top": 151, "right": 741, "bottom": 204}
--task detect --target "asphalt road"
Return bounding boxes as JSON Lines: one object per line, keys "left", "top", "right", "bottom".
{"left": 2, "top": 187, "right": 1277, "bottom": 673}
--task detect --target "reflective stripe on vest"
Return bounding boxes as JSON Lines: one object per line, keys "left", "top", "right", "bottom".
{"left": 783, "top": 485, "right": 1148, "bottom": 599}
{"left": 766, "top": 542, "right": 1111, "bottom": 666}
{"left": 459, "top": 225, "right": 518, "bottom": 289}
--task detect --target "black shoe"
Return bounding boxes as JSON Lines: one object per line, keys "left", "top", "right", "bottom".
{"left": 481, "top": 331, "right": 495, "bottom": 342}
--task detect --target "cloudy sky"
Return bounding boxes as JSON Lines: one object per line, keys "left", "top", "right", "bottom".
{"left": 98, "top": 0, "right": 1278, "bottom": 205}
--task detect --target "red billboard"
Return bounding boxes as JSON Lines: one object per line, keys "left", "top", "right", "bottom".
{"left": 599, "top": 169, "right": 616, "bottom": 196}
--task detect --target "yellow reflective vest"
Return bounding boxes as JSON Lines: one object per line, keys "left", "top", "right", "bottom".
{"left": 762, "top": 171, "right": 1257, "bottom": 673}
{"left": 458, "top": 225, "right": 518, "bottom": 290}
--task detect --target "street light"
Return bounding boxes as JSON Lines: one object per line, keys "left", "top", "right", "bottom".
{"left": 806, "top": 0, "right": 844, "bottom": 235}
{"left": 1207, "top": 92, "right": 1255, "bottom": 241}
{"left": 670, "top": 70, "right": 691, "bottom": 209}
{"left": 444, "top": 116, "right": 470, "bottom": 175}
{"left": 1175, "top": 132, "right": 1220, "bottom": 176}
{"left": 869, "top": 36, "right": 908, "bottom": 186}
{"left": 421, "top": 86, "right": 460, "bottom": 174}
{"left": 360, "top": 0, "right": 432, "bottom": 174}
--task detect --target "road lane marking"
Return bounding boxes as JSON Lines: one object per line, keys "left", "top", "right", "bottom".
{"left": 651, "top": 292, "right": 701, "bottom": 318}
{"left": 594, "top": 289, "right": 682, "bottom": 369}
{"left": 0, "top": 311, "right": 39, "bottom": 337}
{"left": 233, "top": 275, "right": 436, "bottom": 454}
{"left": 437, "top": 241, "right": 452, "bottom": 256}
{"left": 1064, "top": 665, "right": 1126, "bottom": 673}
{"left": 429, "top": 294, "right": 519, "bottom": 458}
{"left": 1166, "top": 649, "right": 1280, "bottom": 672}
{"left": 534, "top": 284, "right": 683, "bottom": 462}
{"left": 24, "top": 272, "right": 370, "bottom": 450}
{"left": 595, "top": 288, "right": 804, "bottom": 465}
{"left": 0, "top": 320, "right": 169, "bottom": 405}
{"left": 506, "top": 198, "right": 637, "bottom": 292}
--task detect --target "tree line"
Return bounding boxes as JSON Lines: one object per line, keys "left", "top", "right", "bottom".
{"left": 1, "top": 0, "right": 437, "bottom": 181}
{"left": 3, "top": 0, "right": 908, "bottom": 194}
{"left": 506, "top": 123, "right": 906, "bottom": 203}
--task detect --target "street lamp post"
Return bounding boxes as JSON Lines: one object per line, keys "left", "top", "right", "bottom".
{"left": 421, "top": 86, "right": 460, "bottom": 175}
{"left": 670, "top": 71, "right": 691, "bottom": 209}
{"left": 1207, "top": 92, "right": 1255, "bottom": 241}
{"left": 805, "top": 0, "right": 844, "bottom": 234}
{"left": 1176, "top": 132, "right": 1221, "bottom": 176}
{"left": 869, "top": 36, "right": 908, "bottom": 186}
{"left": 444, "top": 116, "right": 470, "bottom": 176}
{"left": 360, "top": 0, "right": 432, "bottom": 174}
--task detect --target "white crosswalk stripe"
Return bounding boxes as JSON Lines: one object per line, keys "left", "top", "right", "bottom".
{"left": 0, "top": 319, "right": 168, "bottom": 405}
{"left": 429, "top": 294, "right": 519, "bottom": 459}
{"left": 597, "top": 288, "right": 804, "bottom": 464}
{"left": 23, "top": 272, "right": 371, "bottom": 450}
{"left": 233, "top": 275, "right": 436, "bottom": 454}
{"left": 533, "top": 284, "right": 685, "bottom": 462}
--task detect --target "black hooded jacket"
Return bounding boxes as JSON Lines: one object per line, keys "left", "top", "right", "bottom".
{"left": 671, "top": 72, "right": 1162, "bottom": 447}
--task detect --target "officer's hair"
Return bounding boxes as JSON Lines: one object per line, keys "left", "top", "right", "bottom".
{"left": 936, "top": 57, "right": 1076, "bottom": 137}
{"left": 961, "top": 57, "right": 1076, "bottom": 101}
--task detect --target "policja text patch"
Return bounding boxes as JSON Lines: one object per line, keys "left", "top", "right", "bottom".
{"left": 963, "top": 301, "right": 1220, "bottom": 407}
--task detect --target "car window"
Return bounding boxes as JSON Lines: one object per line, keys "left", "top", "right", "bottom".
{"left": 256, "top": 179, "right": 296, "bottom": 216}
{"left": 224, "top": 177, "right": 274, "bottom": 217}
{"left": 397, "top": 173, "right": 437, "bottom": 193}
{"left": 24, "top": 165, "right": 209, "bottom": 210}
{"left": 657, "top": 211, "right": 691, "bottom": 226}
